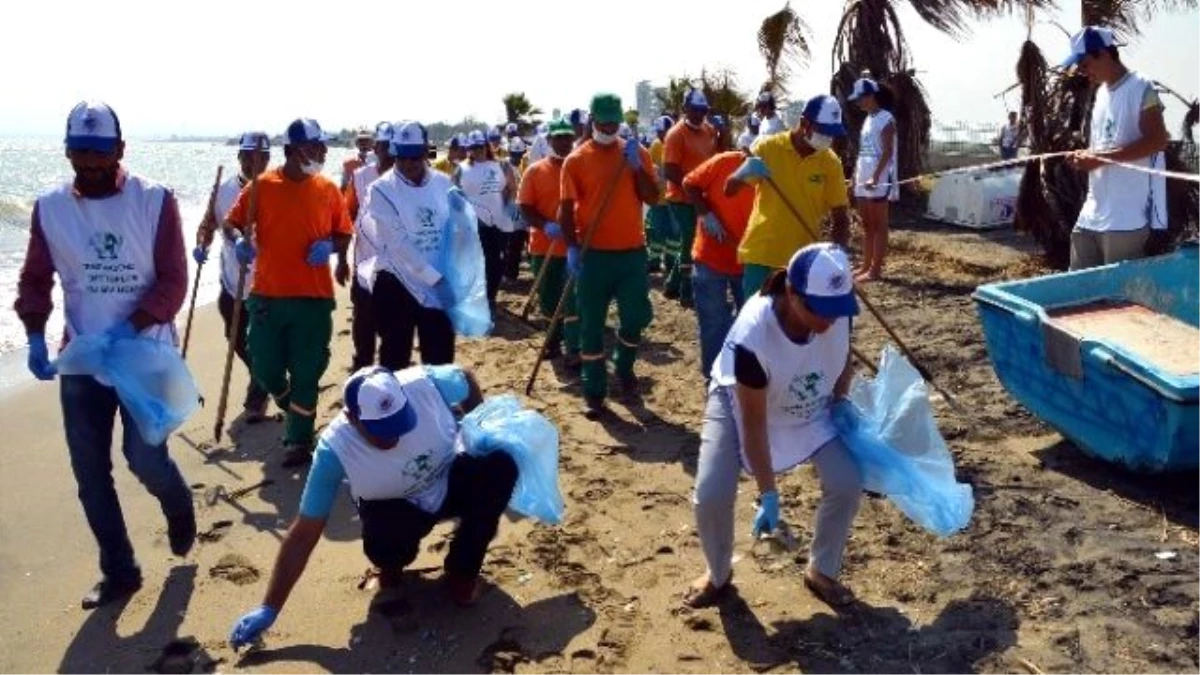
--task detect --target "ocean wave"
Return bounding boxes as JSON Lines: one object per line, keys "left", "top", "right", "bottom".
{"left": 0, "top": 197, "right": 32, "bottom": 229}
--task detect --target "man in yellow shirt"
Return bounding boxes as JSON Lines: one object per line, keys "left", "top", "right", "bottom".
{"left": 726, "top": 95, "right": 851, "bottom": 299}
{"left": 433, "top": 134, "right": 466, "bottom": 176}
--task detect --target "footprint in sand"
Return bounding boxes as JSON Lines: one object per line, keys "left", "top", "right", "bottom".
{"left": 147, "top": 638, "right": 221, "bottom": 674}
{"left": 209, "top": 553, "right": 260, "bottom": 586}
{"left": 197, "top": 520, "right": 233, "bottom": 544}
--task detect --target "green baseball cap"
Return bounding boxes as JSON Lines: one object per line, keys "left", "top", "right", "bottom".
{"left": 589, "top": 93, "right": 623, "bottom": 125}
{"left": 547, "top": 118, "right": 575, "bottom": 137}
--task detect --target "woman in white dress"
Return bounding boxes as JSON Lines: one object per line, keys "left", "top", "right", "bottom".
{"left": 848, "top": 75, "right": 897, "bottom": 283}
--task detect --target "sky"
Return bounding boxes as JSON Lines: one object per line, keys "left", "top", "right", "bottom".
{"left": 1, "top": 0, "right": 1196, "bottom": 138}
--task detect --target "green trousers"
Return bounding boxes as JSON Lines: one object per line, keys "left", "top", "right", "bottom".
{"left": 645, "top": 204, "right": 672, "bottom": 271}
{"left": 741, "top": 263, "right": 776, "bottom": 300}
{"left": 664, "top": 201, "right": 697, "bottom": 303}
{"left": 530, "top": 255, "right": 579, "bottom": 354}
{"left": 577, "top": 249, "right": 653, "bottom": 399}
{"left": 246, "top": 295, "right": 335, "bottom": 446}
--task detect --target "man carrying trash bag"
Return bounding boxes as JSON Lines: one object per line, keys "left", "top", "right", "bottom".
{"left": 14, "top": 101, "right": 197, "bottom": 609}
{"left": 229, "top": 364, "right": 563, "bottom": 649}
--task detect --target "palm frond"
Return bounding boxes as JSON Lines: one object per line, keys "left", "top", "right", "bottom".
{"left": 758, "top": 3, "right": 811, "bottom": 97}
{"left": 1083, "top": 0, "right": 1198, "bottom": 37}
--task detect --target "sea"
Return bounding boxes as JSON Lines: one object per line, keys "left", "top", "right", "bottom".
{"left": 0, "top": 137, "right": 359, "bottom": 389}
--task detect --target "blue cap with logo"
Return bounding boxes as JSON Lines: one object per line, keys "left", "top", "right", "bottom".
{"left": 786, "top": 243, "right": 859, "bottom": 319}
{"left": 847, "top": 77, "right": 880, "bottom": 102}
{"left": 375, "top": 121, "right": 395, "bottom": 143}
{"left": 344, "top": 367, "right": 418, "bottom": 441}
{"left": 284, "top": 118, "right": 332, "bottom": 146}
{"left": 756, "top": 91, "right": 776, "bottom": 107}
{"left": 65, "top": 101, "right": 122, "bottom": 153}
{"left": 1060, "top": 26, "right": 1120, "bottom": 68}
{"left": 684, "top": 88, "right": 710, "bottom": 111}
{"left": 466, "top": 130, "right": 488, "bottom": 148}
{"left": 389, "top": 121, "right": 429, "bottom": 160}
{"left": 801, "top": 95, "right": 847, "bottom": 137}
{"left": 653, "top": 115, "right": 674, "bottom": 134}
{"left": 237, "top": 131, "right": 270, "bottom": 152}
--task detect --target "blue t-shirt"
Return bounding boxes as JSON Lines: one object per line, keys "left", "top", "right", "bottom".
{"left": 297, "top": 365, "right": 470, "bottom": 519}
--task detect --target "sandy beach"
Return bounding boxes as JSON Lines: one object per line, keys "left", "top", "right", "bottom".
{"left": 0, "top": 218, "right": 1195, "bottom": 674}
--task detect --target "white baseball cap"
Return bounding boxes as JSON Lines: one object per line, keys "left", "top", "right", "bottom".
{"left": 466, "top": 130, "right": 488, "bottom": 148}
{"left": 284, "top": 118, "right": 332, "bottom": 146}
{"left": 389, "top": 121, "right": 429, "bottom": 160}
{"left": 237, "top": 131, "right": 270, "bottom": 152}
{"left": 375, "top": 121, "right": 394, "bottom": 143}
{"left": 508, "top": 137, "right": 527, "bottom": 153}
{"left": 344, "top": 367, "right": 418, "bottom": 440}
{"left": 800, "top": 95, "right": 847, "bottom": 137}
{"left": 684, "top": 88, "right": 710, "bottom": 110}
{"left": 505, "top": 122, "right": 519, "bottom": 135}
{"left": 1060, "top": 26, "right": 1121, "bottom": 68}
{"left": 65, "top": 101, "right": 122, "bottom": 153}
{"left": 847, "top": 77, "right": 880, "bottom": 102}
{"left": 786, "top": 243, "right": 859, "bottom": 319}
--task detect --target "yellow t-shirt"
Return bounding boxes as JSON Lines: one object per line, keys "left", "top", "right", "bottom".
{"left": 738, "top": 133, "right": 849, "bottom": 269}
{"left": 433, "top": 157, "right": 457, "bottom": 176}
{"left": 649, "top": 138, "right": 667, "bottom": 206}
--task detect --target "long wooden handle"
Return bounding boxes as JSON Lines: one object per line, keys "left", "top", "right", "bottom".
{"left": 520, "top": 240, "right": 556, "bottom": 321}
{"left": 182, "top": 166, "right": 224, "bottom": 360}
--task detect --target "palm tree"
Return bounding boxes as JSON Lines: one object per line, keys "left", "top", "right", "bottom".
{"left": 501, "top": 92, "right": 543, "bottom": 126}
{"left": 757, "top": 3, "right": 811, "bottom": 99}
{"left": 699, "top": 68, "right": 752, "bottom": 125}
{"left": 653, "top": 76, "right": 694, "bottom": 118}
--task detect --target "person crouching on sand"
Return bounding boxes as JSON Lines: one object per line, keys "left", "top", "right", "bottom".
{"left": 229, "top": 364, "right": 518, "bottom": 649}
{"left": 685, "top": 243, "right": 864, "bottom": 610}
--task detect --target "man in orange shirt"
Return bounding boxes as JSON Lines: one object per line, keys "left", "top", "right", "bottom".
{"left": 683, "top": 139, "right": 755, "bottom": 378}
{"left": 662, "top": 89, "right": 718, "bottom": 306}
{"left": 560, "top": 94, "right": 660, "bottom": 414}
{"left": 225, "top": 118, "right": 354, "bottom": 467}
{"left": 518, "top": 118, "right": 579, "bottom": 366}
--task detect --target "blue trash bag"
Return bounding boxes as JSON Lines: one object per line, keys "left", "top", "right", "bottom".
{"left": 55, "top": 334, "right": 201, "bottom": 447}
{"left": 460, "top": 394, "right": 565, "bottom": 525}
{"left": 438, "top": 201, "right": 493, "bottom": 337}
{"left": 831, "top": 345, "right": 974, "bottom": 537}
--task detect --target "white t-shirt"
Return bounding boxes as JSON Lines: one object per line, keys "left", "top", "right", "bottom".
{"left": 214, "top": 175, "right": 254, "bottom": 298}
{"left": 854, "top": 109, "right": 899, "bottom": 201}
{"left": 458, "top": 160, "right": 514, "bottom": 232}
{"left": 361, "top": 168, "right": 453, "bottom": 308}
{"left": 999, "top": 124, "right": 1019, "bottom": 150}
{"left": 711, "top": 294, "right": 850, "bottom": 472}
{"left": 759, "top": 115, "right": 787, "bottom": 136}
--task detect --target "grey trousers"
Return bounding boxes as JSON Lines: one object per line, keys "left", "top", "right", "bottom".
{"left": 1069, "top": 226, "right": 1149, "bottom": 270}
{"left": 693, "top": 386, "right": 862, "bottom": 586}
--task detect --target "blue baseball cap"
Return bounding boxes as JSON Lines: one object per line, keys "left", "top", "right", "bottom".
{"left": 568, "top": 108, "right": 587, "bottom": 126}
{"left": 711, "top": 115, "right": 726, "bottom": 130}
{"left": 65, "top": 101, "right": 122, "bottom": 153}
{"left": 374, "top": 121, "right": 394, "bottom": 143}
{"left": 756, "top": 91, "right": 776, "bottom": 107}
{"left": 801, "top": 95, "right": 847, "bottom": 137}
{"left": 487, "top": 128, "right": 502, "bottom": 142}
{"left": 1060, "top": 26, "right": 1120, "bottom": 68}
{"left": 389, "top": 121, "right": 429, "bottom": 160}
{"left": 684, "top": 88, "right": 710, "bottom": 111}
{"left": 284, "top": 118, "right": 332, "bottom": 146}
{"left": 847, "top": 77, "right": 879, "bottom": 102}
{"left": 447, "top": 133, "right": 467, "bottom": 149}
{"left": 653, "top": 115, "right": 674, "bottom": 134}
{"left": 787, "top": 243, "right": 859, "bottom": 319}
{"left": 237, "top": 131, "right": 270, "bottom": 152}
{"left": 466, "top": 130, "right": 488, "bottom": 148}
{"left": 344, "top": 367, "right": 418, "bottom": 441}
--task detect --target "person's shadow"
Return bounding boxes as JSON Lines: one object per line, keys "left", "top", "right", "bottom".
{"left": 710, "top": 588, "right": 1018, "bottom": 673}
{"left": 57, "top": 565, "right": 218, "bottom": 674}
{"left": 237, "top": 574, "right": 596, "bottom": 672}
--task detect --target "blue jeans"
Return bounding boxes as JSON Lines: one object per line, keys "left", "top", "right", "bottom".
{"left": 61, "top": 375, "right": 193, "bottom": 582}
{"left": 693, "top": 262, "right": 745, "bottom": 378}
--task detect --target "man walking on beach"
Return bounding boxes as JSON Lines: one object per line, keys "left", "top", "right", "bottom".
{"left": 341, "top": 128, "right": 375, "bottom": 190}
{"left": 345, "top": 122, "right": 395, "bottom": 371}
{"left": 194, "top": 131, "right": 272, "bottom": 421}
{"left": 755, "top": 91, "right": 787, "bottom": 136}
{"left": 997, "top": 111, "right": 1021, "bottom": 161}
{"left": 1060, "top": 26, "right": 1171, "bottom": 269}
{"left": 560, "top": 93, "right": 660, "bottom": 414}
{"left": 662, "top": 90, "right": 718, "bottom": 306}
{"left": 726, "top": 95, "right": 852, "bottom": 298}
{"left": 225, "top": 118, "right": 354, "bottom": 467}
{"left": 15, "top": 101, "right": 197, "bottom": 609}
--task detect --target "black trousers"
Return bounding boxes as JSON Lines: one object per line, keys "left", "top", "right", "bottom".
{"left": 217, "top": 288, "right": 269, "bottom": 409}
{"left": 477, "top": 222, "right": 507, "bottom": 305}
{"left": 505, "top": 229, "right": 528, "bottom": 281}
{"left": 358, "top": 453, "right": 518, "bottom": 578}
{"left": 350, "top": 279, "right": 377, "bottom": 370}
{"left": 373, "top": 271, "right": 455, "bottom": 370}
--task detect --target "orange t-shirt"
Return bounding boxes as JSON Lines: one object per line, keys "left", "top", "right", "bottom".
{"left": 560, "top": 140, "right": 656, "bottom": 252}
{"left": 518, "top": 157, "right": 567, "bottom": 258}
{"left": 683, "top": 152, "right": 754, "bottom": 276}
{"left": 663, "top": 121, "right": 718, "bottom": 202}
{"left": 227, "top": 168, "right": 353, "bottom": 299}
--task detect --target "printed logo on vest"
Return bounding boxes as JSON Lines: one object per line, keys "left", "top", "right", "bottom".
{"left": 88, "top": 232, "right": 124, "bottom": 261}
{"left": 783, "top": 371, "right": 827, "bottom": 420}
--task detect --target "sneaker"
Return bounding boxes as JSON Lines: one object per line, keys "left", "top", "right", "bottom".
{"left": 167, "top": 511, "right": 197, "bottom": 557}
{"left": 282, "top": 443, "right": 314, "bottom": 468}
{"left": 81, "top": 575, "right": 143, "bottom": 610}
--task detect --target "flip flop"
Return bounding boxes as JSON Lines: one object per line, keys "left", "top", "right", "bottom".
{"left": 803, "top": 571, "right": 856, "bottom": 608}
{"left": 681, "top": 574, "right": 732, "bottom": 609}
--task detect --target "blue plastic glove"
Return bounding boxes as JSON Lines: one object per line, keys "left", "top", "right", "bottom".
{"left": 230, "top": 605, "right": 278, "bottom": 650}
{"left": 623, "top": 138, "right": 641, "bottom": 169}
{"left": 192, "top": 246, "right": 208, "bottom": 264}
{"left": 752, "top": 490, "right": 780, "bottom": 537}
{"left": 26, "top": 334, "right": 56, "bottom": 381}
{"left": 505, "top": 201, "right": 521, "bottom": 224}
{"left": 433, "top": 278, "right": 455, "bottom": 309}
{"left": 731, "top": 156, "right": 771, "bottom": 182}
{"left": 544, "top": 222, "right": 563, "bottom": 240}
{"left": 105, "top": 320, "right": 137, "bottom": 342}
{"left": 566, "top": 245, "right": 583, "bottom": 278}
{"left": 306, "top": 239, "right": 334, "bottom": 267}
{"left": 702, "top": 212, "right": 727, "bottom": 243}
{"left": 448, "top": 187, "right": 467, "bottom": 213}
{"left": 234, "top": 237, "right": 256, "bottom": 265}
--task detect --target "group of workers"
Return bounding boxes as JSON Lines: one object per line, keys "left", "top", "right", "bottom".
{"left": 11, "top": 24, "right": 1174, "bottom": 652}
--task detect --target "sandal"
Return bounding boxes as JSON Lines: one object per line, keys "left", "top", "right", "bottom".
{"left": 681, "top": 573, "right": 732, "bottom": 609}
{"left": 803, "top": 569, "right": 856, "bottom": 608}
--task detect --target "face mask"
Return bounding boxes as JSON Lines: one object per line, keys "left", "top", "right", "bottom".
{"left": 592, "top": 125, "right": 617, "bottom": 145}
{"left": 806, "top": 132, "right": 833, "bottom": 151}
{"left": 685, "top": 119, "right": 703, "bottom": 130}
{"left": 300, "top": 159, "right": 324, "bottom": 176}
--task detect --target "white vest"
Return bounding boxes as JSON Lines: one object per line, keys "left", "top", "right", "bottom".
{"left": 712, "top": 294, "right": 849, "bottom": 472}
{"left": 36, "top": 173, "right": 177, "bottom": 345}
{"left": 214, "top": 175, "right": 254, "bottom": 299}
{"left": 854, "top": 109, "right": 899, "bottom": 201}
{"left": 362, "top": 169, "right": 452, "bottom": 307}
{"left": 324, "top": 367, "right": 459, "bottom": 513}
{"left": 459, "top": 160, "right": 514, "bottom": 232}
{"left": 760, "top": 115, "right": 787, "bottom": 136}
{"left": 352, "top": 163, "right": 381, "bottom": 275}
{"left": 1077, "top": 70, "right": 1168, "bottom": 233}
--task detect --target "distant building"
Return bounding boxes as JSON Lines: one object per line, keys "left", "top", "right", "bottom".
{"left": 635, "top": 80, "right": 664, "bottom": 131}
{"left": 551, "top": 108, "right": 561, "bottom": 120}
